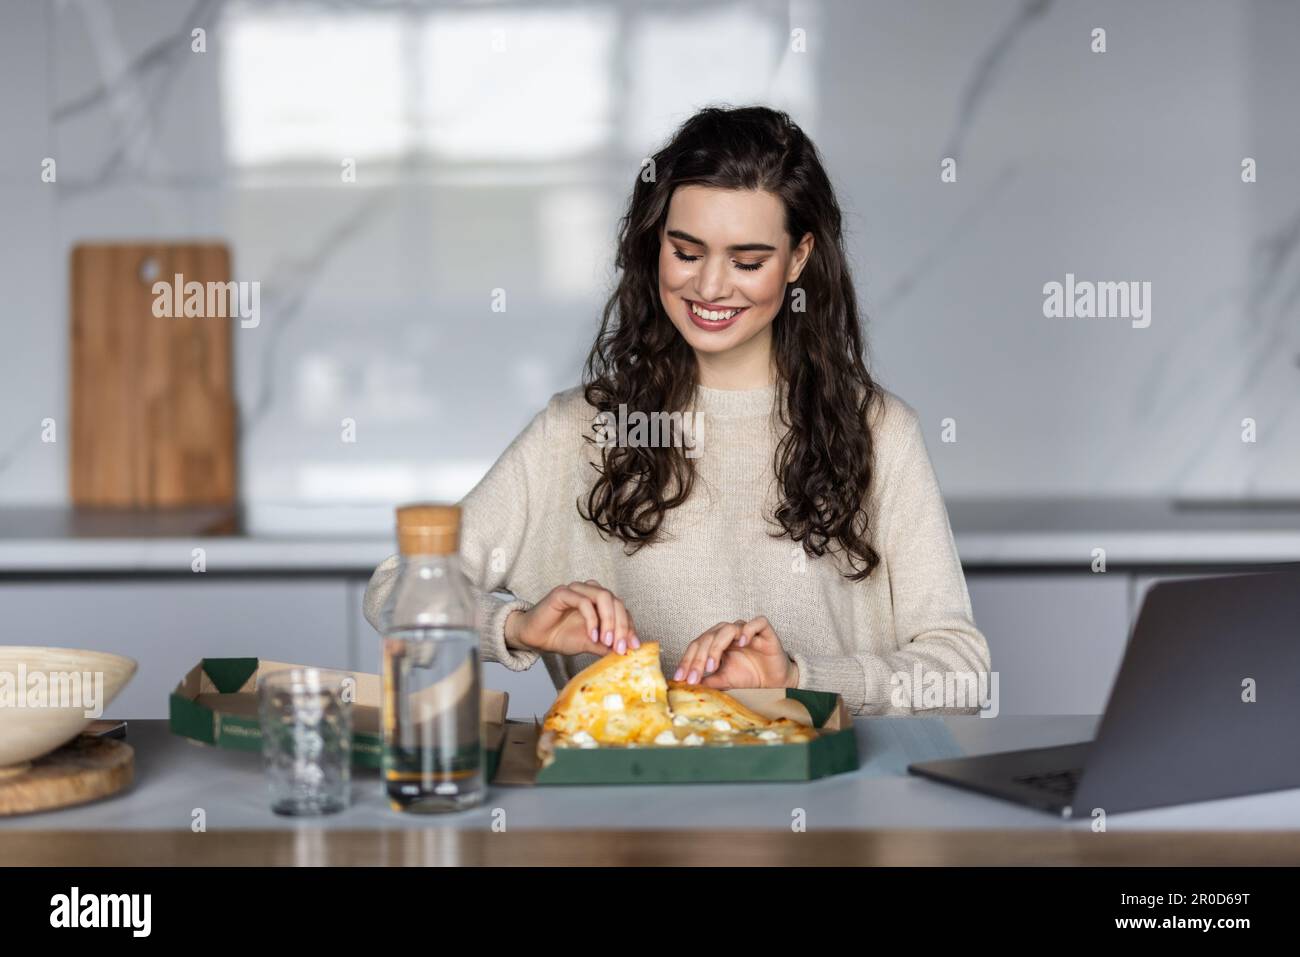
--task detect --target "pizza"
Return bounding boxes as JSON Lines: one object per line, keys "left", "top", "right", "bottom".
{"left": 538, "top": 640, "right": 674, "bottom": 746}
{"left": 665, "top": 682, "right": 816, "bottom": 745}
{"left": 539, "top": 641, "right": 816, "bottom": 758}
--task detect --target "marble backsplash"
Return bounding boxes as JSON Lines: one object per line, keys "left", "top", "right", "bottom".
{"left": 1, "top": 0, "right": 1297, "bottom": 520}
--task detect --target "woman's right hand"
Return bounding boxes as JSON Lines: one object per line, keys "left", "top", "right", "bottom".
{"left": 504, "top": 579, "right": 639, "bottom": 657}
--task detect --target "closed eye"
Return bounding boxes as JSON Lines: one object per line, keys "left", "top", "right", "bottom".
{"left": 672, "top": 248, "right": 765, "bottom": 271}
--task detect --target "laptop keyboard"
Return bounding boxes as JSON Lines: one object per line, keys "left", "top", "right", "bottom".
{"left": 1013, "top": 768, "right": 1083, "bottom": 797}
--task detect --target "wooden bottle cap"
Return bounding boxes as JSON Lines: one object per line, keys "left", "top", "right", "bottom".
{"left": 396, "top": 503, "right": 460, "bottom": 555}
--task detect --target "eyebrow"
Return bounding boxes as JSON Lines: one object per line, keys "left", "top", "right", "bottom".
{"left": 666, "top": 229, "right": 778, "bottom": 253}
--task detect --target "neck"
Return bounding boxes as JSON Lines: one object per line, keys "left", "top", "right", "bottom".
{"left": 692, "top": 326, "right": 775, "bottom": 390}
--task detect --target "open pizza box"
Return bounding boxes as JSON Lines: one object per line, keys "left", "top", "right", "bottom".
{"left": 169, "top": 657, "right": 508, "bottom": 778}
{"left": 495, "top": 687, "right": 859, "bottom": 785}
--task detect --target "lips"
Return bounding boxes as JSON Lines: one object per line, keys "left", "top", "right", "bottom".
{"left": 684, "top": 298, "right": 747, "bottom": 333}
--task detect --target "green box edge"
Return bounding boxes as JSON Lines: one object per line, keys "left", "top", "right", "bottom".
{"left": 168, "top": 657, "right": 502, "bottom": 780}
{"left": 534, "top": 686, "right": 859, "bottom": 785}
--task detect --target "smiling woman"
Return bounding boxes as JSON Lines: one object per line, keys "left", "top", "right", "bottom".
{"left": 363, "top": 105, "right": 992, "bottom": 715}
{"left": 660, "top": 186, "right": 804, "bottom": 359}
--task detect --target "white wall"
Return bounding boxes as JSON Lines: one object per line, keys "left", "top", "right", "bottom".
{"left": 1, "top": 0, "right": 1298, "bottom": 514}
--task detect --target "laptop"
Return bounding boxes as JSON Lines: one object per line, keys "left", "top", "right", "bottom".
{"left": 908, "top": 565, "right": 1300, "bottom": 816}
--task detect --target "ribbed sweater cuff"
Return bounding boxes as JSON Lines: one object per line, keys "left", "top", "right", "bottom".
{"left": 479, "top": 593, "right": 540, "bottom": 672}
{"left": 791, "top": 651, "right": 895, "bottom": 715}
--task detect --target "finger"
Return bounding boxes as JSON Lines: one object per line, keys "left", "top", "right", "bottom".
{"left": 671, "top": 637, "right": 700, "bottom": 683}
{"left": 582, "top": 583, "right": 634, "bottom": 652}
{"left": 625, "top": 609, "right": 641, "bottom": 651}
{"left": 700, "top": 672, "right": 731, "bottom": 689}
{"left": 680, "top": 625, "right": 727, "bottom": 683}
{"left": 703, "top": 623, "right": 743, "bottom": 676}
{"left": 567, "top": 582, "right": 617, "bottom": 648}
{"left": 550, "top": 588, "right": 600, "bottom": 645}
{"left": 611, "top": 597, "right": 631, "bottom": 654}
{"left": 745, "top": 619, "right": 783, "bottom": 656}
{"left": 584, "top": 583, "right": 637, "bottom": 651}
{"left": 673, "top": 632, "right": 712, "bottom": 683}
{"left": 738, "top": 615, "right": 771, "bottom": 648}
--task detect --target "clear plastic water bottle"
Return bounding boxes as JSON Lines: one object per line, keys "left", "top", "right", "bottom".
{"left": 378, "top": 504, "right": 484, "bottom": 813}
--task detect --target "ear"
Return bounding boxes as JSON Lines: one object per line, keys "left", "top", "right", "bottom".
{"left": 787, "top": 231, "right": 815, "bottom": 282}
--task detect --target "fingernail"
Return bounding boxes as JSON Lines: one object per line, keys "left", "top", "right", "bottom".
{"left": 604, "top": 631, "right": 613, "bottom": 646}
{"left": 591, "top": 628, "right": 599, "bottom": 642}
{"left": 616, "top": 639, "right": 626, "bottom": 654}
{"left": 631, "top": 637, "right": 641, "bottom": 649}
{"left": 687, "top": 669, "right": 699, "bottom": 684}
{"left": 706, "top": 657, "right": 715, "bottom": 672}
{"left": 739, "top": 635, "right": 748, "bottom": 647}
{"left": 673, "top": 668, "right": 684, "bottom": 680}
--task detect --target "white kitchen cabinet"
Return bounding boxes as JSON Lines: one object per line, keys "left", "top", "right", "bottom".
{"left": 964, "top": 572, "right": 1131, "bottom": 716}
{"left": 0, "top": 567, "right": 1250, "bottom": 726}
{"left": 0, "top": 579, "right": 351, "bottom": 719}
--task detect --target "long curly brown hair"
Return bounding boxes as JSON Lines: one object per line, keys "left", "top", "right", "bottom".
{"left": 579, "top": 105, "right": 882, "bottom": 581}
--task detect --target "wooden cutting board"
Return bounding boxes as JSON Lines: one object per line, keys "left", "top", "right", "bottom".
{"left": 0, "top": 737, "right": 134, "bottom": 816}
{"left": 70, "top": 242, "right": 238, "bottom": 506}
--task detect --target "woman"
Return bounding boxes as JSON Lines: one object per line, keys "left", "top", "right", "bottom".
{"left": 364, "top": 105, "right": 990, "bottom": 715}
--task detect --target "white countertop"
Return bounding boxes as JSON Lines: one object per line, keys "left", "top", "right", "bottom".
{"left": 4, "top": 716, "right": 1299, "bottom": 832}
{"left": 1, "top": 499, "right": 1299, "bottom": 572}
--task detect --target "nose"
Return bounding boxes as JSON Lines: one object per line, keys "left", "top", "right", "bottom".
{"left": 694, "top": 255, "right": 731, "bottom": 304}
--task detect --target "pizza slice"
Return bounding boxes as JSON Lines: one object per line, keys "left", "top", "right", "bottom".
{"left": 667, "top": 681, "right": 786, "bottom": 729}
{"left": 665, "top": 681, "right": 817, "bottom": 745}
{"left": 540, "top": 640, "right": 674, "bottom": 746}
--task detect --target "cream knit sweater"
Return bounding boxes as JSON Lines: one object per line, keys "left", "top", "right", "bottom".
{"left": 362, "top": 382, "right": 991, "bottom": 715}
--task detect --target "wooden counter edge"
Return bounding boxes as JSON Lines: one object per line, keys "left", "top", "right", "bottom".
{"left": 2, "top": 829, "right": 1299, "bottom": 866}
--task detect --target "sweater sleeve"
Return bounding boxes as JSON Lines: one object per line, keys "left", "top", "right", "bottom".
{"left": 360, "top": 406, "right": 555, "bottom": 672}
{"left": 788, "top": 408, "right": 992, "bottom": 715}
{"left": 360, "top": 553, "right": 536, "bottom": 671}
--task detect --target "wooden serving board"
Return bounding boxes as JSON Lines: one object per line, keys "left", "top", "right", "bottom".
{"left": 70, "top": 242, "right": 237, "bottom": 506}
{"left": 0, "top": 736, "right": 134, "bottom": 816}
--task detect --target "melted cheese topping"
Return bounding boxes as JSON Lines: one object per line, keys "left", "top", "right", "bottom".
{"left": 545, "top": 643, "right": 817, "bottom": 749}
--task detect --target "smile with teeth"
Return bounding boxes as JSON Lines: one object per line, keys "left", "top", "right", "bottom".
{"left": 688, "top": 301, "right": 746, "bottom": 322}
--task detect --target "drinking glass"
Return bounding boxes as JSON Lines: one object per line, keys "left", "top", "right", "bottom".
{"left": 257, "top": 668, "right": 353, "bottom": 816}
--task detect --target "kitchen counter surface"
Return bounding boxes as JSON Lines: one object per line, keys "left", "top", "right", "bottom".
{"left": 4, "top": 716, "right": 1300, "bottom": 865}
{"left": 0, "top": 505, "right": 392, "bottom": 573}
{"left": 2, "top": 499, "right": 1300, "bottom": 572}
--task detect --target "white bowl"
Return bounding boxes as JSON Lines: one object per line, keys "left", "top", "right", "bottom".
{"left": 0, "top": 646, "right": 137, "bottom": 769}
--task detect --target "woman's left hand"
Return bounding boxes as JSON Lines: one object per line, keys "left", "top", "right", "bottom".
{"left": 672, "top": 616, "right": 799, "bottom": 690}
